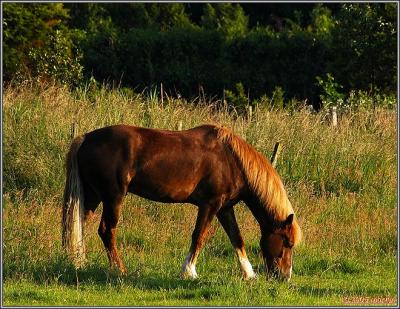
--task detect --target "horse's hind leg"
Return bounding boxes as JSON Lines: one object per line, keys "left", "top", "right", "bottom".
{"left": 83, "top": 183, "right": 100, "bottom": 223}
{"left": 217, "top": 207, "right": 256, "bottom": 280}
{"left": 181, "top": 204, "right": 219, "bottom": 279}
{"left": 98, "top": 195, "right": 126, "bottom": 274}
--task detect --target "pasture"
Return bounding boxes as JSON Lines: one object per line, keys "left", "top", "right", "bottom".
{"left": 2, "top": 83, "right": 397, "bottom": 306}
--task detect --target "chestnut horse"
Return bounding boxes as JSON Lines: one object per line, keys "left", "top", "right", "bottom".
{"left": 62, "top": 124, "right": 301, "bottom": 281}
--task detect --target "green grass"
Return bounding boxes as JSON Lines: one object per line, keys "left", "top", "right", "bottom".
{"left": 2, "top": 83, "right": 398, "bottom": 306}
{"left": 3, "top": 255, "right": 397, "bottom": 306}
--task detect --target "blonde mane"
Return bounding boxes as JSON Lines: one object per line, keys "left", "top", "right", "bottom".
{"left": 216, "top": 125, "right": 302, "bottom": 245}
{"left": 217, "top": 126, "right": 294, "bottom": 222}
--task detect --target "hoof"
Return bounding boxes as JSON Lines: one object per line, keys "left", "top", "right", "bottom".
{"left": 180, "top": 269, "right": 199, "bottom": 279}
{"left": 243, "top": 272, "right": 257, "bottom": 281}
{"left": 111, "top": 262, "right": 127, "bottom": 275}
{"left": 180, "top": 260, "right": 198, "bottom": 279}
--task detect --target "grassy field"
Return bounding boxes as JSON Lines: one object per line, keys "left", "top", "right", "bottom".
{"left": 2, "top": 83, "right": 398, "bottom": 306}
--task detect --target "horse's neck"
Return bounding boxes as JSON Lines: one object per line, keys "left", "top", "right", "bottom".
{"left": 243, "top": 195, "right": 275, "bottom": 231}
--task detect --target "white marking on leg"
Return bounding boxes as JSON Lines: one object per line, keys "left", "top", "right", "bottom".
{"left": 240, "top": 257, "right": 256, "bottom": 279}
{"left": 181, "top": 253, "right": 198, "bottom": 279}
{"left": 236, "top": 249, "right": 256, "bottom": 279}
{"left": 283, "top": 255, "right": 293, "bottom": 282}
{"left": 288, "top": 265, "right": 292, "bottom": 280}
{"left": 288, "top": 253, "right": 293, "bottom": 280}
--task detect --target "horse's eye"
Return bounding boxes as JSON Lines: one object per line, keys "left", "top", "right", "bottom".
{"left": 283, "top": 236, "right": 293, "bottom": 248}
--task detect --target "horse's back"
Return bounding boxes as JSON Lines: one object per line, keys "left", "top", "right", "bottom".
{"left": 81, "top": 124, "right": 218, "bottom": 145}
{"left": 76, "top": 124, "right": 244, "bottom": 204}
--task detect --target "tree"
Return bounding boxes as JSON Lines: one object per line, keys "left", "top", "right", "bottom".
{"left": 201, "top": 3, "right": 248, "bottom": 38}
{"left": 308, "top": 4, "right": 335, "bottom": 38}
{"left": 147, "top": 3, "right": 194, "bottom": 30}
{"left": 3, "top": 3, "right": 82, "bottom": 85}
{"left": 332, "top": 3, "right": 397, "bottom": 94}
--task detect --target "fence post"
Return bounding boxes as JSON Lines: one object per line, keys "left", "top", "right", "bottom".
{"left": 248, "top": 105, "right": 253, "bottom": 121}
{"left": 332, "top": 106, "right": 338, "bottom": 127}
{"left": 70, "top": 121, "right": 77, "bottom": 140}
{"left": 160, "top": 83, "right": 164, "bottom": 107}
{"left": 271, "top": 142, "right": 282, "bottom": 168}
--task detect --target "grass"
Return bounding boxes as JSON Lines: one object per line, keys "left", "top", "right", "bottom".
{"left": 2, "top": 82, "right": 398, "bottom": 306}
{"left": 4, "top": 266, "right": 396, "bottom": 306}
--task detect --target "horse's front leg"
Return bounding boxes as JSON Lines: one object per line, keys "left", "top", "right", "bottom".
{"left": 217, "top": 207, "right": 256, "bottom": 280}
{"left": 181, "top": 203, "right": 219, "bottom": 279}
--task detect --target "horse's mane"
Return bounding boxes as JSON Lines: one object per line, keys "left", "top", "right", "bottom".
{"left": 216, "top": 125, "right": 301, "bottom": 244}
{"left": 216, "top": 126, "right": 294, "bottom": 221}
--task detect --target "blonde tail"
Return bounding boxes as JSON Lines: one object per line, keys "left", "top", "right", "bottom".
{"left": 62, "top": 135, "right": 86, "bottom": 267}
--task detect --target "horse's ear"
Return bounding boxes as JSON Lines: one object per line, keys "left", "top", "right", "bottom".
{"left": 285, "top": 214, "right": 294, "bottom": 226}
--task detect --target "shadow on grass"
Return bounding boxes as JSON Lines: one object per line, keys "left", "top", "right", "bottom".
{"left": 294, "top": 284, "right": 393, "bottom": 298}
{"left": 4, "top": 254, "right": 216, "bottom": 293}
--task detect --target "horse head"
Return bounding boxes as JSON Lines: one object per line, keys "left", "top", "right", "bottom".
{"left": 260, "top": 213, "right": 301, "bottom": 281}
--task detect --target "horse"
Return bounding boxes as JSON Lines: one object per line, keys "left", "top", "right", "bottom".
{"left": 62, "top": 124, "right": 301, "bottom": 281}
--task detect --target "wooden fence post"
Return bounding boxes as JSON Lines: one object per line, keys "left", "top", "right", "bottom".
{"left": 332, "top": 106, "right": 337, "bottom": 127}
{"left": 70, "top": 121, "right": 77, "bottom": 140}
{"left": 271, "top": 142, "right": 282, "bottom": 168}
{"left": 160, "top": 83, "right": 164, "bottom": 107}
{"left": 248, "top": 105, "right": 253, "bottom": 121}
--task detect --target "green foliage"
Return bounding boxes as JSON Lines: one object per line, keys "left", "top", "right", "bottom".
{"left": 308, "top": 4, "right": 335, "bottom": 38}
{"left": 104, "top": 4, "right": 153, "bottom": 31}
{"left": 201, "top": 3, "right": 248, "bottom": 38}
{"left": 28, "top": 30, "right": 83, "bottom": 86}
{"left": 147, "top": 3, "right": 194, "bottom": 31}
{"left": 270, "top": 86, "right": 285, "bottom": 109}
{"left": 82, "top": 25, "right": 330, "bottom": 105}
{"left": 256, "top": 86, "right": 286, "bottom": 110}
{"left": 114, "top": 28, "right": 225, "bottom": 97}
{"left": 80, "top": 15, "right": 120, "bottom": 83}
{"left": 345, "top": 90, "right": 396, "bottom": 110}
{"left": 256, "top": 86, "right": 302, "bottom": 111}
{"left": 3, "top": 3, "right": 83, "bottom": 85}
{"left": 331, "top": 3, "right": 397, "bottom": 94}
{"left": 66, "top": 3, "right": 194, "bottom": 32}
{"left": 316, "top": 73, "right": 344, "bottom": 109}
{"left": 3, "top": 3, "right": 397, "bottom": 106}
{"left": 224, "top": 83, "right": 248, "bottom": 112}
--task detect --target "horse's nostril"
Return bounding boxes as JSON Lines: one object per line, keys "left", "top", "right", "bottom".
{"left": 267, "top": 266, "right": 292, "bottom": 282}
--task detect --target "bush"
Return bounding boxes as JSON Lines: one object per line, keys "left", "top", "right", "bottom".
{"left": 114, "top": 28, "right": 226, "bottom": 97}
{"left": 316, "top": 73, "right": 344, "bottom": 109}
{"left": 80, "top": 26, "right": 330, "bottom": 106}
{"left": 5, "top": 3, "right": 395, "bottom": 107}
{"left": 28, "top": 30, "right": 83, "bottom": 86}
{"left": 224, "top": 82, "right": 249, "bottom": 113}
{"left": 331, "top": 3, "right": 397, "bottom": 94}
{"left": 3, "top": 3, "right": 83, "bottom": 86}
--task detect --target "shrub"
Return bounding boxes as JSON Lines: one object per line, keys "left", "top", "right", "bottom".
{"left": 28, "top": 30, "right": 83, "bottom": 86}
{"left": 3, "top": 3, "right": 83, "bottom": 86}
{"left": 224, "top": 82, "right": 249, "bottom": 113}
{"left": 316, "top": 73, "right": 344, "bottom": 109}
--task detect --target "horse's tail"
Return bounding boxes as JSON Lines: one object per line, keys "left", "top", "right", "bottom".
{"left": 62, "top": 135, "right": 86, "bottom": 267}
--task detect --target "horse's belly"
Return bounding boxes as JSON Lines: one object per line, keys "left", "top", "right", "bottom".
{"left": 127, "top": 171, "right": 199, "bottom": 203}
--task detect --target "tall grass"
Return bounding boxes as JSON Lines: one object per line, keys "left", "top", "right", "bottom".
{"left": 2, "top": 83, "right": 397, "bottom": 306}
